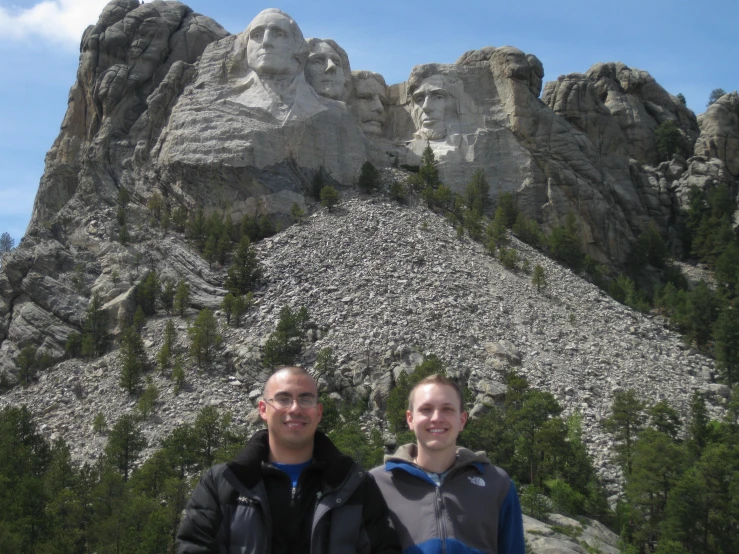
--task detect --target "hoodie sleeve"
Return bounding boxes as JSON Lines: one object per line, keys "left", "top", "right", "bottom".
{"left": 498, "top": 481, "right": 525, "bottom": 554}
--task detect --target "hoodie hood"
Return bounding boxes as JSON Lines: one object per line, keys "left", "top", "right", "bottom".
{"left": 384, "top": 443, "right": 491, "bottom": 468}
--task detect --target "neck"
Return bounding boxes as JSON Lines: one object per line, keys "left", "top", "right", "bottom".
{"left": 268, "top": 438, "right": 313, "bottom": 465}
{"left": 415, "top": 446, "right": 457, "bottom": 474}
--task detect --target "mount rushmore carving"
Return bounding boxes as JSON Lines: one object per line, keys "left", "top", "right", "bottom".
{"left": 1, "top": 0, "right": 737, "bottom": 373}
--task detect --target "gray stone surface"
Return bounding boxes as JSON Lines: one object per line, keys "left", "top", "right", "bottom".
{"left": 0, "top": 198, "right": 725, "bottom": 493}
{"left": 695, "top": 91, "right": 739, "bottom": 178}
{"left": 1, "top": 0, "right": 737, "bottom": 493}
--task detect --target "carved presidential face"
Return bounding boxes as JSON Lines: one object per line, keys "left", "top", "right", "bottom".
{"left": 306, "top": 41, "right": 345, "bottom": 100}
{"left": 246, "top": 11, "right": 301, "bottom": 78}
{"left": 411, "top": 75, "right": 453, "bottom": 140}
{"left": 351, "top": 76, "right": 387, "bottom": 135}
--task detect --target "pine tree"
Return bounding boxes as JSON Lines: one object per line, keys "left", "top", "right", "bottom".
{"left": 193, "top": 406, "right": 230, "bottom": 468}
{"left": 707, "top": 88, "right": 726, "bottom": 107}
{"left": 314, "top": 347, "right": 338, "bottom": 376}
{"left": 188, "top": 309, "right": 222, "bottom": 368}
{"left": 105, "top": 414, "right": 146, "bottom": 480}
{"left": 549, "top": 212, "right": 583, "bottom": 272}
{"left": 225, "top": 237, "right": 262, "bottom": 295}
{"left": 357, "top": 161, "right": 381, "bottom": 193}
{"left": 15, "top": 345, "right": 38, "bottom": 385}
{"left": 216, "top": 234, "right": 231, "bottom": 266}
{"left": 203, "top": 235, "right": 217, "bottom": 269}
{"left": 221, "top": 293, "right": 235, "bottom": 325}
{"left": 81, "top": 293, "right": 109, "bottom": 358}
{"left": 714, "top": 305, "right": 739, "bottom": 387}
{"left": 132, "top": 306, "right": 146, "bottom": 332}
{"left": 160, "top": 279, "right": 175, "bottom": 313}
{"left": 0, "top": 231, "right": 14, "bottom": 253}
{"left": 532, "top": 265, "right": 547, "bottom": 293}
{"left": 231, "top": 292, "right": 252, "bottom": 328}
{"left": 173, "top": 279, "right": 190, "bottom": 317}
{"left": 120, "top": 326, "right": 146, "bottom": 394}
{"left": 687, "top": 392, "right": 710, "bottom": 460}
{"left": 136, "top": 382, "right": 159, "bottom": 420}
{"left": 187, "top": 207, "right": 207, "bottom": 252}
{"left": 655, "top": 120, "right": 683, "bottom": 161}
{"left": 320, "top": 186, "right": 340, "bottom": 212}
{"left": 497, "top": 192, "right": 518, "bottom": 227}
{"left": 685, "top": 281, "right": 718, "bottom": 349}
{"left": 290, "top": 203, "right": 305, "bottom": 223}
{"left": 485, "top": 207, "right": 509, "bottom": 254}
{"left": 602, "top": 389, "right": 646, "bottom": 476}
{"left": 172, "top": 355, "right": 186, "bottom": 394}
{"left": 156, "top": 320, "right": 175, "bottom": 374}
{"left": 465, "top": 168, "right": 490, "bottom": 216}
{"left": 417, "top": 144, "right": 441, "bottom": 191}
{"left": 262, "top": 306, "right": 309, "bottom": 368}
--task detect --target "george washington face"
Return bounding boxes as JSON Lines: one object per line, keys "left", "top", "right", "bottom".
{"left": 246, "top": 10, "right": 303, "bottom": 78}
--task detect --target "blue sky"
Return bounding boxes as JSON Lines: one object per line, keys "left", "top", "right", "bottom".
{"left": 1, "top": 0, "right": 737, "bottom": 244}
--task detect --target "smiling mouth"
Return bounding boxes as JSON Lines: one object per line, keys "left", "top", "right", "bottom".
{"left": 284, "top": 421, "right": 307, "bottom": 428}
{"left": 427, "top": 428, "right": 448, "bottom": 434}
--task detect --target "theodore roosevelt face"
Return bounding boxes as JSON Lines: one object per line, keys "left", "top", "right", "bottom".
{"left": 351, "top": 73, "right": 387, "bottom": 135}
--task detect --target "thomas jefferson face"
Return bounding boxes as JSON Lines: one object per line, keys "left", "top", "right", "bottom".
{"left": 246, "top": 11, "right": 301, "bottom": 77}
{"left": 411, "top": 75, "right": 451, "bottom": 140}
{"left": 351, "top": 75, "right": 387, "bottom": 135}
{"left": 306, "top": 41, "right": 345, "bottom": 99}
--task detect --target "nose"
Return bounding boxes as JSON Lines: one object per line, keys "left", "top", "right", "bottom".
{"left": 421, "top": 96, "right": 433, "bottom": 113}
{"left": 325, "top": 58, "right": 337, "bottom": 73}
{"left": 262, "top": 28, "right": 276, "bottom": 47}
{"left": 370, "top": 95, "right": 383, "bottom": 114}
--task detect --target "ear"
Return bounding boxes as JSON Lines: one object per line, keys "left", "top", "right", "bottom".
{"left": 258, "top": 400, "right": 268, "bottom": 422}
{"left": 406, "top": 409, "right": 414, "bottom": 431}
{"left": 316, "top": 402, "right": 323, "bottom": 424}
{"left": 460, "top": 411, "right": 468, "bottom": 431}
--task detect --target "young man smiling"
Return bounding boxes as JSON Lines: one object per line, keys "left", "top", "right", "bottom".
{"left": 371, "top": 374, "right": 525, "bottom": 554}
{"left": 178, "top": 366, "right": 400, "bottom": 553}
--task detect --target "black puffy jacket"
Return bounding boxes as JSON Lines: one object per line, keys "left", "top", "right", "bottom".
{"left": 177, "top": 429, "right": 401, "bottom": 554}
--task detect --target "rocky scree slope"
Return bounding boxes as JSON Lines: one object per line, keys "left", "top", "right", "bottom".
{"left": 0, "top": 197, "right": 725, "bottom": 493}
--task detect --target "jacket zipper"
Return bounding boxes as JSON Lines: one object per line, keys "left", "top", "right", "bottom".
{"left": 435, "top": 486, "right": 447, "bottom": 554}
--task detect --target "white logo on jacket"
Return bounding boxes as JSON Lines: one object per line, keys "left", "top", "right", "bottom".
{"left": 468, "top": 476, "right": 485, "bottom": 487}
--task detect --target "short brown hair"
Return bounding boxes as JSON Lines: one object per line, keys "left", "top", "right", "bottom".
{"left": 408, "top": 374, "right": 464, "bottom": 412}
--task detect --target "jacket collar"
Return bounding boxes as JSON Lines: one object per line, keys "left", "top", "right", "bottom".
{"left": 228, "top": 429, "right": 354, "bottom": 489}
{"left": 383, "top": 443, "right": 490, "bottom": 475}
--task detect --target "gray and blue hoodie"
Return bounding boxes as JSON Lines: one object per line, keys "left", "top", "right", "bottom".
{"left": 371, "top": 444, "right": 525, "bottom": 554}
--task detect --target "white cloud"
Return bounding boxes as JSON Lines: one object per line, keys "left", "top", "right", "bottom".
{"left": 0, "top": 0, "right": 109, "bottom": 46}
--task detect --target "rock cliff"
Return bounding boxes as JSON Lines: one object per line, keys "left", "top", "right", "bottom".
{"left": 0, "top": 0, "right": 736, "bottom": 467}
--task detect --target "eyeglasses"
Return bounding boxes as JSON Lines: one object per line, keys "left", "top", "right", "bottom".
{"left": 264, "top": 395, "right": 318, "bottom": 410}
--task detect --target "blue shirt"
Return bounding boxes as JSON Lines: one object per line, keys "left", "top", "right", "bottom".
{"left": 272, "top": 460, "right": 311, "bottom": 488}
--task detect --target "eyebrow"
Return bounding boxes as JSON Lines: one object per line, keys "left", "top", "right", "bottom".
{"left": 273, "top": 391, "right": 317, "bottom": 398}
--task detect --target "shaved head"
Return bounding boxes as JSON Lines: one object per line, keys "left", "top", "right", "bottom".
{"left": 263, "top": 366, "right": 315, "bottom": 398}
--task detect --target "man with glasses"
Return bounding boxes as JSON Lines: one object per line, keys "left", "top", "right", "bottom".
{"left": 177, "top": 366, "right": 400, "bottom": 553}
